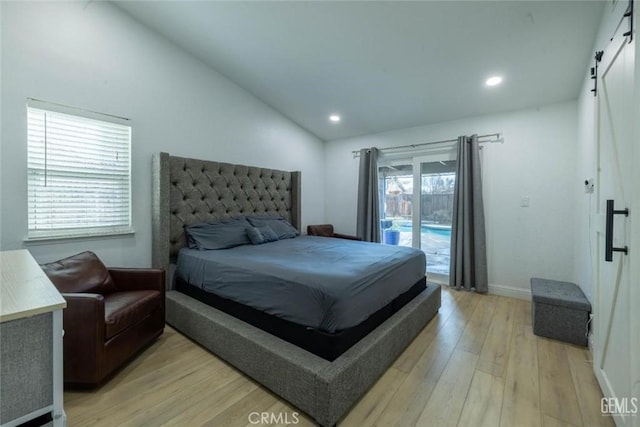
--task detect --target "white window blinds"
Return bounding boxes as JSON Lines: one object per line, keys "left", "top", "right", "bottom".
{"left": 27, "top": 101, "right": 132, "bottom": 239}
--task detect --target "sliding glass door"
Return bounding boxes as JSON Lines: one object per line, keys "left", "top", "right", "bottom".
{"left": 416, "top": 159, "right": 455, "bottom": 277}
{"left": 380, "top": 147, "right": 456, "bottom": 278}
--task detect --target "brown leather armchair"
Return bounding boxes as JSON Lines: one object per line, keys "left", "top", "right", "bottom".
{"left": 307, "top": 224, "right": 362, "bottom": 241}
{"left": 41, "top": 251, "right": 165, "bottom": 387}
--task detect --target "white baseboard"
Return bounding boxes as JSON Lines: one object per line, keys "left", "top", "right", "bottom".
{"left": 488, "top": 283, "right": 531, "bottom": 301}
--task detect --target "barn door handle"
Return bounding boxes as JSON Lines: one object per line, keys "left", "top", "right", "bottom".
{"left": 605, "top": 199, "right": 629, "bottom": 262}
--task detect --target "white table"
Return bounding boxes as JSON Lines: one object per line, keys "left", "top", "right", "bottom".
{"left": 0, "top": 249, "right": 67, "bottom": 427}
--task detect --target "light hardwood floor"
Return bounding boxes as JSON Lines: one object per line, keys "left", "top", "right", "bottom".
{"left": 65, "top": 287, "right": 613, "bottom": 426}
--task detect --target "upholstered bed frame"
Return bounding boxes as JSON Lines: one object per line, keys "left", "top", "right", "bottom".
{"left": 152, "top": 152, "right": 441, "bottom": 426}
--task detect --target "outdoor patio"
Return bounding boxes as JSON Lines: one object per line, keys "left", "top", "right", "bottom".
{"left": 397, "top": 230, "right": 450, "bottom": 275}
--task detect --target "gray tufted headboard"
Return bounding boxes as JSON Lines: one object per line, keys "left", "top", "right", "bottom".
{"left": 152, "top": 152, "right": 301, "bottom": 288}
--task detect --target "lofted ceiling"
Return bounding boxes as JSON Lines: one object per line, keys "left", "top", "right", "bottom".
{"left": 115, "top": 1, "right": 604, "bottom": 141}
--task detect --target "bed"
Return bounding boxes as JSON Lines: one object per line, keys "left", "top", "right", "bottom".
{"left": 176, "top": 235, "right": 427, "bottom": 361}
{"left": 152, "top": 152, "right": 441, "bottom": 426}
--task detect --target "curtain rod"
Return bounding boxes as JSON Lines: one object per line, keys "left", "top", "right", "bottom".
{"left": 352, "top": 132, "right": 503, "bottom": 157}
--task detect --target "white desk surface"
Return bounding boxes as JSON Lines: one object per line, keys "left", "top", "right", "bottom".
{"left": 0, "top": 249, "right": 66, "bottom": 323}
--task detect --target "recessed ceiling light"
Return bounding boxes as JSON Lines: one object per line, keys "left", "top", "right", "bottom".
{"left": 486, "top": 76, "right": 503, "bottom": 86}
{"left": 329, "top": 114, "right": 341, "bottom": 123}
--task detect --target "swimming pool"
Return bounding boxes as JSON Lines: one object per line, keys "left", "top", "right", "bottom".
{"left": 397, "top": 223, "right": 452, "bottom": 238}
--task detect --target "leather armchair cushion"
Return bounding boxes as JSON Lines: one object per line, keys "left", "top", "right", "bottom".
{"left": 104, "top": 290, "right": 162, "bottom": 340}
{"left": 41, "top": 251, "right": 117, "bottom": 294}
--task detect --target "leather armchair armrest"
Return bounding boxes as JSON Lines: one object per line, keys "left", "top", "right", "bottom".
{"left": 62, "top": 293, "right": 105, "bottom": 330}
{"left": 61, "top": 293, "right": 105, "bottom": 383}
{"left": 108, "top": 268, "right": 166, "bottom": 293}
{"left": 334, "top": 233, "right": 362, "bottom": 241}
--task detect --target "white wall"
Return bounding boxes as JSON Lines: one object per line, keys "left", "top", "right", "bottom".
{"left": 325, "top": 101, "right": 578, "bottom": 296}
{"left": 0, "top": 1, "right": 325, "bottom": 266}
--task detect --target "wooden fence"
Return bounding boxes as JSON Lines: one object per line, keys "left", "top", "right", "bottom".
{"left": 384, "top": 193, "right": 454, "bottom": 222}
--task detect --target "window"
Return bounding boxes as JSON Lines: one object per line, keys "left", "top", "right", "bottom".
{"left": 27, "top": 99, "right": 132, "bottom": 239}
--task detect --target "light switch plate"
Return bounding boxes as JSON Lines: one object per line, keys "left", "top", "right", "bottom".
{"left": 521, "top": 196, "right": 530, "bottom": 207}
{"left": 585, "top": 178, "right": 595, "bottom": 194}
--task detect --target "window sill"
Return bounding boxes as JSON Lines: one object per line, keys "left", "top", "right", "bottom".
{"left": 24, "top": 230, "right": 136, "bottom": 244}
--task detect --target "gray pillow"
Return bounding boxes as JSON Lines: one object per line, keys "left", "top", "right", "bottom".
{"left": 246, "top": 226, "right": 279, "bottom": 245}
{"left": 246, "top": 216, "right": 299, "bottom": 240}
{"left": 185, "top": 217, "right": 251, "bottom": 250}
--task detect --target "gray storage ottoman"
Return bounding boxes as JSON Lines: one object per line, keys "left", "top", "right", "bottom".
{"left": 530, "top": 278, "right": 591, "bottom": 346}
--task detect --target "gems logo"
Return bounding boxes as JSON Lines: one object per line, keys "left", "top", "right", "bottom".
{"left": 601, "top": 398, "right": 639, "bottom": 416}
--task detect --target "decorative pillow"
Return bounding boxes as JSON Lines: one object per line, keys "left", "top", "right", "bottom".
{"left": 185, "top": 217, "right": 251, "bottom": 250}
{"left": 40, "top": 251, "right": 117, "bottom": 294}
{"left": 246, "top": 226, "right": 279, "bottom": 245}
{"left": 246, "top": 216, "right": 299, "bottom": 240}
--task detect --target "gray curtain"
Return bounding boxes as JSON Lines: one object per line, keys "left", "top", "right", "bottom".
{"left": 449, "top": 135, "right": 488, "bottom": 293}
{"left": 356, "top": 147, "right": 381, "bottom": 242}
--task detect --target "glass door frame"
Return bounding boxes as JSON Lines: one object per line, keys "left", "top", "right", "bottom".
{"left": 378, "top": 159, "right": 415, "bottom": 247}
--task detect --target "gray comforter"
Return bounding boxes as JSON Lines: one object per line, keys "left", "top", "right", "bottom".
{"left": 176, "top": 235, "right": 426, "bottom": 333}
